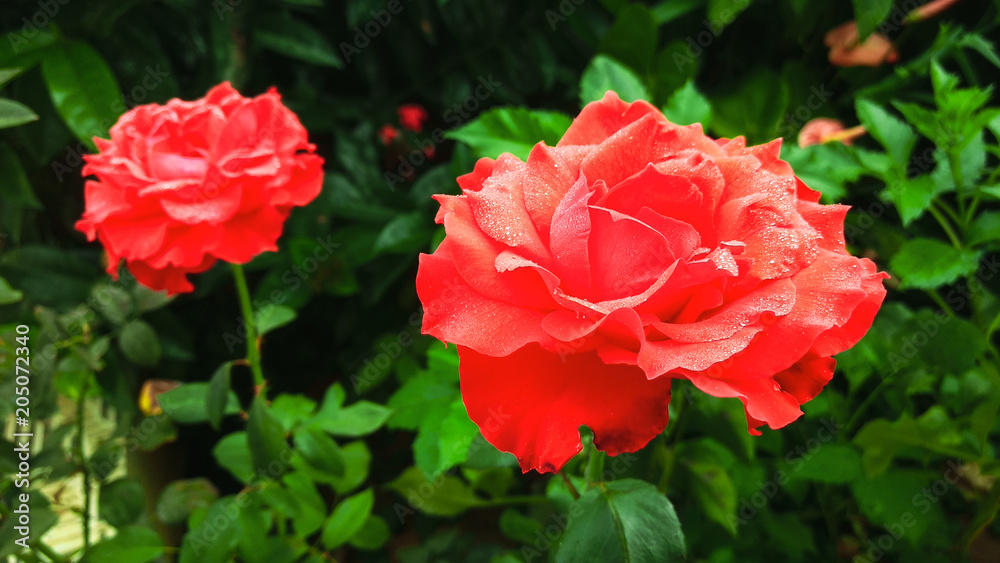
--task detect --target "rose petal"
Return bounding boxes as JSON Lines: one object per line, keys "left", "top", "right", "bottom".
{"left": 417, "top": 251, "right": 555, "bottom": 356}
{"left": 459, "top": 344, "right": 674, "bottom": 473}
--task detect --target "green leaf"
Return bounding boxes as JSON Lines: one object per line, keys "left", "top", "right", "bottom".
{"left": 787, "top": 444, "right": 863, "bottom": 484}
{"left": 118, "top": 320, "right": 162, "bottom": 367}
{"left": 650, "top": 0, "right": 702, "bottom": 24}
{"left": 579, "top": 54, "right": 651, "bottom": 106}
{"left": 99, "top": 479, "right": 145, "bottom": 528}
{"left": 326, "top": 440, "right": 372, "bottom": 494}
{"left": 214, "top": 432, "right": 253, "bottom": 483}
{"left": 677, "top": 440, "right": 738, "bottom": 536}
{"left": 294, "top": 428, "right": 347, "bottom": 477}
{"left": 178, "top": 497, "right": 241, "bottom": 563}
{"left": 282, "top": 471, "right": 327, "bottom": 537}
{"left": 159, "top": 383, "right": 242, "bottom": 425}
{"left": 130, "top": 416, "right": 177, "bottom": 451}
{"left": 554, "top": 479, "right": 686, "bottom": 563}
{"left": 706, "top": 0, "right": 753, "bottom": 34}
{"left": 309, "top": 397, "right": 392, "bottom": 437}
{"left": 711, "top": 68, "right": 789, "bottom": 143}
{"left": 851, "top": 0, "right": 892, "bottom": 40}
{"left": 887, "top": 175, "right": 946, "bottom": 226}
{"left": 0, "top": 68, "right": 24, "bottom": 88}
{"left": 41, "top": 40, "right": 122, "bottom": 149}
{"left": 84, "top": 526, "right": 164, "bottom": 563}
{"left": 653, "top": 42, "right": 700, "bottom": 99}
{"left": 321, "top": 488, "right": 374, "bottom": 549}
{"left": 348, "top": 514, "right": 391, "bottom": 551}
{"left": 91, "top": 283, "right": 133, "bottom": 325}
{"left": 889, "top": 238, "right": 981, "bottom": 290}
{"left": 255, "top": 305, "right": 296, "bottom": 336}
{"left": 599, "top": 3, "right": 658, "bottom": 74}
{"left": 414, "top": 398, "right": 480, "bottom": 477}
{"left": 855, "top": 99, "right": 917, "bottom": 170}
{"left": 0, "top": 277, "right": 23, "bottom": 305}
{"left": 269, "top": 393, "right": 317, "bottom": 431}
{"left": 374, "top": 212, "right": 434, "bottom": 255}
{"left": 247, "top": 396, "right": 290, "bottom": 480}
{"left": 968, "top": 211, "right": 1000, "bottom": 247}
{"left": 132, "top": 284, "right": 173, "bottom": 312}
{"left": 156, "top": 478, "right": 220, "bottom": 525}
{"left": 445, "top": 107, "right": 573, "bottom": 160}
{"left": 909, "top": 313, "right": 986, "bottom": 374}
{"left": 779, "top": 143, "right": 863, "bottom": 202}
{"left": 892, "top": 100, "right": 943, "bottom": 145}
{"left": 854, "top": 408, "right": 978, "bottom": 476}
{"left": 662, "top": 79, "right": 711, "bottom": 126}
{"left": 254, "top": 14, "right": 343, "bottom": 68}
{"left": 850, "top": 470, "right": 949, "bottom": 548}
{"left": 499, "top": 508, "right": 544, "bottom": 544}
{"left": 387, "top": 370, "right": 458, "bottom": 431}
{"left": 0, "top": 143, "right": 41, "bottom": 210}
{"left": 0, "top": 98, "right": 38, "bottom": 128}
{"left": 387, "top": 466, "right": 486, "bottom": 516}
{"left": 206, "top": 362, "right": 233, "bottom": 431}
{"left": 959, "top": 33, "right": 1000, "bottom": 70}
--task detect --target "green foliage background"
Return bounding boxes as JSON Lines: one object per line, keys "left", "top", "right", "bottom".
{"left": 1, "top": 0, "right": 999, "bottom": 562}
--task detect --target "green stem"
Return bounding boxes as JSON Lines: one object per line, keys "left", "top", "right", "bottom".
{"left": 966, "top": 195, "right": 981, "bottom": 225}
{"left": 486, "top": 495, "right": 551, "bottom": 506}
{"left": 844, "top": 376, "right": 893, "bottom": 437}
{"left": 560, "top": 471, "right": 580, "bottom": 500}
{"left": 75, "top": 380, "right": 91, "bottom": 552}
{"left": 33, "top": 542, "right": 69, "bottom": 563}
{"left": 584, "top": 444, "right": 606, "bottom": 487}
{"left": 926, "top": 289, "right": 958, "bottom": 319}
{"left": 948, "top": 150, "right": 967, "bottom": 224}
{"left": 958, "top": 478, "right": 1000, "bottom": 554}
{"left": 986, "top": 308, "right": 1000, "bottom": 341}
{"left": 231, "top": 264, "right": 266, "bottom": 398}
{"left": 928, "top": 202, "right": 963, "bottom": 249}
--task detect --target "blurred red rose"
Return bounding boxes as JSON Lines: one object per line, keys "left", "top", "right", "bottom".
{"left": 397, "top": 104, "right": 428, "bottom": 132}
{"left": 825, "top": 21, "right": 898, "bottom": 67}
{"left": 76, "top": 82, "right": 323, "bottom": 294}
{"left": 416, "top": 92, "right": 887, "bottom": 473}
{"left": 378, "top": 124, "right": 400, "bottom": 145}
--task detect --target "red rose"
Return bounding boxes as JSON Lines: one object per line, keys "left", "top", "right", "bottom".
{"left": 397, "top": 104, "right": 428, "bottom": 132}
{"left": 416, "top": 93, "right": 887, "bottom": 473}
{"left": 76, "top": 82, "right": 323, "bottom": 294}
{"left": 378, "top": 124, "right": 400, "bottom": 145}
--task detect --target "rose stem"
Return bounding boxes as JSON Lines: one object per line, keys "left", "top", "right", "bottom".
{"left": 560, "top": 471, "right": 580, "bottom": 500}
{"left": 584, "top": 443, "right": 606, "bottom": 487}
{"left": 231, "top": 263, "right": 266, "bottom": 398}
